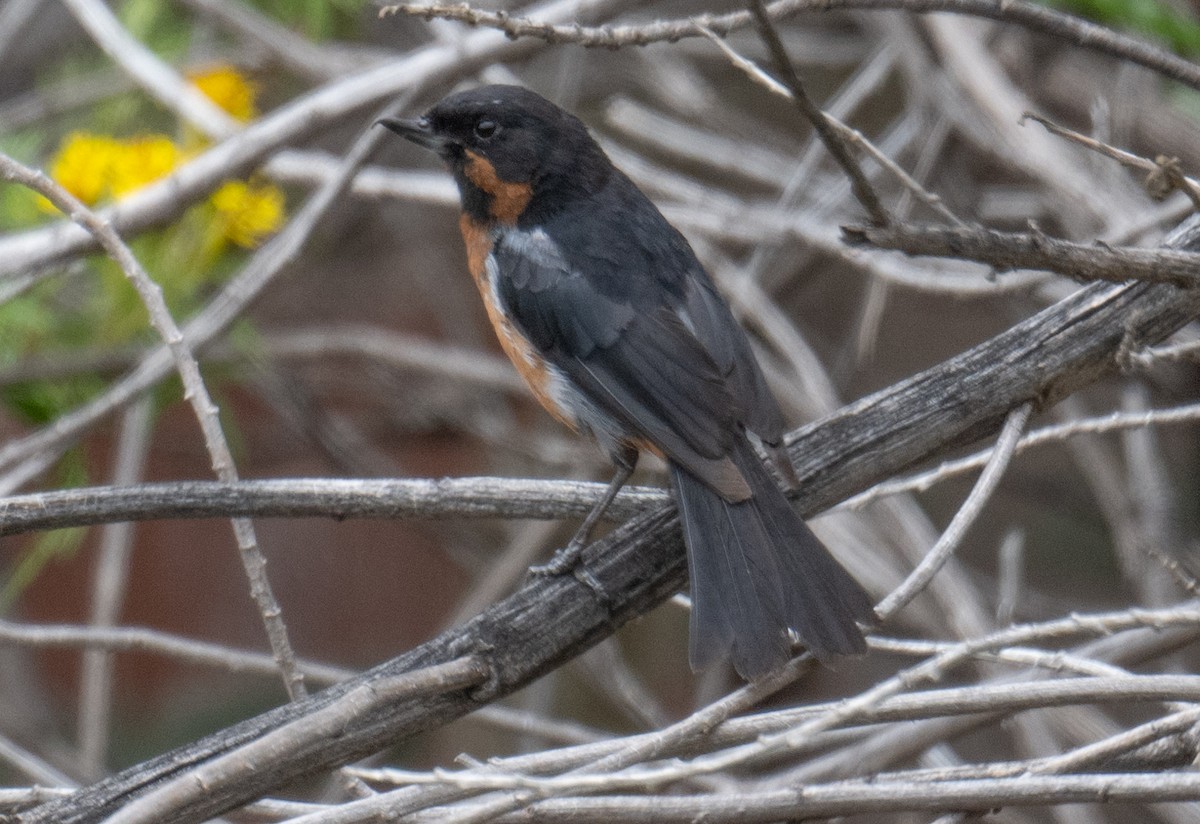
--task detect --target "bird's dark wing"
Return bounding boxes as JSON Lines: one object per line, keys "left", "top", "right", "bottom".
{"left": 493, "top": 219, "right": 769, "bottom": 501}
{"left": 677, "top": 272, "right": 788, "bottom": 446}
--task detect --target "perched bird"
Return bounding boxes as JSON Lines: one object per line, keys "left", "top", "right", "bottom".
{"left": 379, "top": 85, "right": 874, "bottom": 679}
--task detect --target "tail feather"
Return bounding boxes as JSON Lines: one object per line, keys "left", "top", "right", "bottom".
{"left": 671, "top": 440, "right": 875, "bottom": 680}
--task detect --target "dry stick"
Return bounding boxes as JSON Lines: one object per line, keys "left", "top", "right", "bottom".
{"left": 795, "top": 606, "right": 1200, "bottom": 788}
{"left": 876, "top": 402, "right": 1032, "bottom": 620}
{"left": 413, "top": 773, "right": 1200, "bottom": 822}
{"left": 339, "top": 673, "right": 1200, "bottom": 780}
{"left": 78, "top": 398, "right": 154, "bottom": 779}
{"left": 842, "top": 221, "right": 1200, "bottom": 287}
{"left": 0, "top": 477, "right": 666, "bottom": 538}
{"left": 605, "top": 609, "right": 1200, "bottom": 791}
{"left": 1023, "top": 111, "right": 1200, "bottom": 210}
{"left": 842, "top": 399, "right": 1200, "bottom": 510}
{"left": 698, "top": 28, "right": 962, "bottom": 226}
{"left": 747, "top": 0, "right": 890, "bottom": 226}
{"left": 383, "top": 0, "right": 1200, "bottom": 92}
{"left": 327, "top": 652, "right": 1140, "bottom": 804}
{"left": 101, "top": 657, "right": 488, "bottom": 824}
{"left": 271, "top": 609, "right": 1200, "bottom": 824}
{"left": 339, "top": 676, "right": 1200, "bottom": 794}
{"left": 930, "top": 709, "right": 1200, "bottom": 824}
{"left": 21, "top": 247, "right": 1200, "bottom": 823}
{"left": 0, "top": 153, "right": 306, "bottom": 703}
{"left": 0, "top": 619, "right": 353, "bottom": 684}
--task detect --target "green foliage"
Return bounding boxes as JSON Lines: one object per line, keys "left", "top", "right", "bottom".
{"left": 119, "top": 0, "right": 194, "bottom": 59}
{"left": 0, "top": 131, "right": 46, "bottom": 228}
{"left": 1046, "top": 0, "right": 1200, "bottom": 57}
{"left": 244, "top": 0, "right": 365, "bottom": 40}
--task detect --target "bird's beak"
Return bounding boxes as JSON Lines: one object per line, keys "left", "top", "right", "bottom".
{"left": 376, "top": 117, "right": 450, "bottom": 153}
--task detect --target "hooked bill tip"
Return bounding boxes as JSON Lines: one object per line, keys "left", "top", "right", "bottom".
{"left": 376, "top": 117, "right": 448, "bottom": 152}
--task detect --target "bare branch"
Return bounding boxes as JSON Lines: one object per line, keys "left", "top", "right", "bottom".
{"left": 0, "top": 477, "right": 666, "bottom": 538}
{"left": 748, "top": 0, "right": 890, "bottom": 225}
{"left": 843, "top": 222, "right": 1200, "bottom": 287}
{"left": 0, "top": 620, "right": 353, "bottom": 684}
{"left": 381, "top": 0, "right": 1200, "bottom": 91}
{"left": 1023, "top": 112, "right": 1200, "bottom": 210}
{"left": 876, "top": 402, "right": 1032, "bottom": 620}
{"left": 101, "top": 657, "right": 488, "bottom": 824}
{"left": 0, "top": 152, "right": 306, "bottom": 700}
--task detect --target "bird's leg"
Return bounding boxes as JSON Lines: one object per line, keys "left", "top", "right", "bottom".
{"left": 533, "top": 446, "right": 638, "bottom": 577}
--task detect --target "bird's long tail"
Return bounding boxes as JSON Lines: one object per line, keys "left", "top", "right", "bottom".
{"left": 670, "top": 440, "right": 875, "bottom": 680}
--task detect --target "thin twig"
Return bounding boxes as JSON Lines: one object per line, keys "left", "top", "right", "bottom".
{"left": 697, "top": 27, "right": 962, "bottom": 225}
{"left": 78, "top": 397, "right": 154, "bottom": 779}
{"left": 424, "top": 772, "right": 1200, "bottom": 820}
{"left": 747, "top": 0, "right": 890, "bottom": 225}
{"left": 0, "top": 152, "right": 306, "bottom": 701}
{"left": 841, "top": 399, "right": 1200, "bottom": 510}
{"left": 843, "top": 221, "right": 1200, "bottom": 287}
{"left": 876, "top": 402, "right": 1032, "bottom": 620}
{"left": 379, "top": 0, "right": 1200, "bottom": 92}
{"left": 1023, "top": 111, "right": 1200, "bottom": 210}
{"left": 0, "top": 477, "right": 666, "bottom": 537}
{"left": 0, "top": 619, "right": 353, "bottom": 684}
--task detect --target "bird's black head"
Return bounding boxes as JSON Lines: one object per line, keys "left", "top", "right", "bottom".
{"left": 378, "top": 85, "right": 611, "bottom": 225}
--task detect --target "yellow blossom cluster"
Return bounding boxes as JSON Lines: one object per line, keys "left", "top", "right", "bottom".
{"left": 211, "top": 180, "right": 285, "bottom": 249}
{"left": 50, "top": 132, "right": 180, "bottom": 206}
{"left": 190, "top": 64, "right": 259, "bottom": 123}
{"left": 43, "top": 64, "right": 283, "bottom": 249}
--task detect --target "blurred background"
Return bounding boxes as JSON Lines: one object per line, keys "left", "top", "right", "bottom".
{"left": 1, "top": 0, "right": 1199, "bottom": 819}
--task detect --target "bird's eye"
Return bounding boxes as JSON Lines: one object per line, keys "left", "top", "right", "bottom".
{"left": 474, "top": 119, "right": 498, "bottom": 139}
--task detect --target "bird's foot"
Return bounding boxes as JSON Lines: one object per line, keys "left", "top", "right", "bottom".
{"left": 530, "top": 539, "right": 585, "bottom": 577}
{"left": 530, "top": 540, "right": 609, "bottom": 603}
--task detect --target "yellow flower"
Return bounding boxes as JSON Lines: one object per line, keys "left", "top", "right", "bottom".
{"left": 47, "top": 132, "right": 122, "bottom": 206}
{"left": 109, "top": 135, "right": 180, "bottom": 197}
{"left": 43, "top": 132, "right": 181, "bottom": 212}
{"left": 210, "top": 179, "right": 284, "bottom": 248}
{"left": 190, "top": 64, "right": 258, "bottom": 122}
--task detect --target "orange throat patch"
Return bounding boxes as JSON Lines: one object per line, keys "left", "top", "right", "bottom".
{"left": 463, "top": 150, "right": 533, "bottom": 224}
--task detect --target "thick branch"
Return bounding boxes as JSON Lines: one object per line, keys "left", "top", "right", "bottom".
{"left": 20, "top": 221, "right": 1200, "bottom": 823}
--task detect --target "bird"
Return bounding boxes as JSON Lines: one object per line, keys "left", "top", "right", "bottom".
{"left": 378, "top": 84, "right": 875, "bottom": 680}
